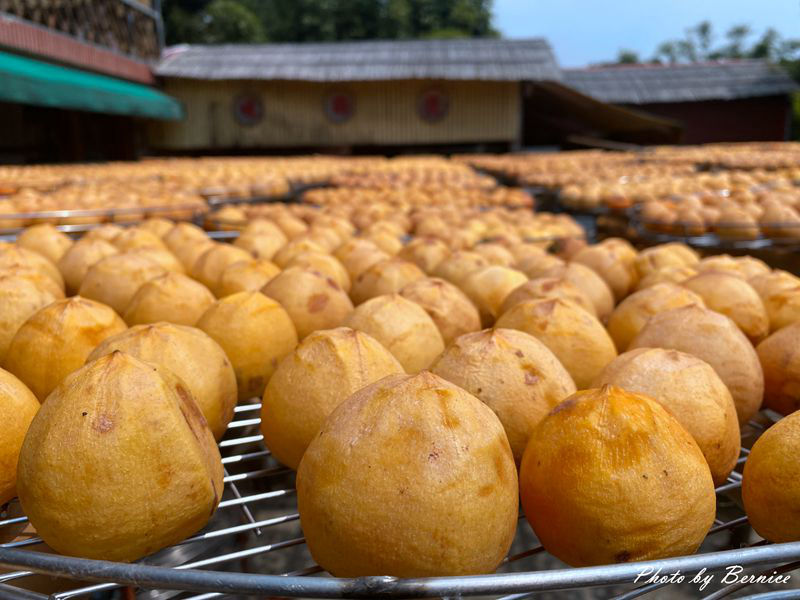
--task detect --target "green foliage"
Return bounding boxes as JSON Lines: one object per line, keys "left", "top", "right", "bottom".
{"left": 646, "top": 21, "right": 800, "bottom": 65}
{"left": 691, "top": 21, "right": 712, "bottom": 57}
{"left": 163, "top": 0, "right": 265, "bottom": 44}
{"left": 616, "top": 49, "right": 640, "bottom": 64}
{"left": 164, "top": 0, "right": 497, "bottom": 44}
{"left": 652, "top": 41, "right": 678, "bottom": 64}
{"left": 422, "top": 27, "right": 471, "bottom": 39}
{"left": 614, "top": 20, "right": 800, "bottom": 139}
{"left": 721, "top": 25, "right": 751, "bottom": 59}
{"left": 381, "top": 0, "right": 414, "bottom": 38}
{"left": 793, "top": 93, "right": 800, "bottom": 141}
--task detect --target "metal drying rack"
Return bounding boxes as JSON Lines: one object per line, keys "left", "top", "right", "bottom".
{"left": 627, "top": 204, "right": 800, "bottom": 252}
{"left": 0, "top": 186, "right": 798, "bottom": 599}
{"left": 0, "top": 179, "right": 309, "bottom": 237}
{"left": 0, "top": 203, "right": 208, "bottom": 232}
{"left": 473, "top": 165, "right": 800, "bottom": 253}
{"left": 1, "top": 404, "right": 799, "bottom": 599}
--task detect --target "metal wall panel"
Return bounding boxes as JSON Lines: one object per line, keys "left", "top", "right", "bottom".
{"left": 148, "top": 79, "right": 521, "bottom": 149}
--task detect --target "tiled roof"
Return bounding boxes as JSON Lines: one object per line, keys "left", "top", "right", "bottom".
{"left": 564, "top": 61, "right": 798, "bottom": 104}
{"left": 155, "top": 38, "right": 561, "bottom": 82}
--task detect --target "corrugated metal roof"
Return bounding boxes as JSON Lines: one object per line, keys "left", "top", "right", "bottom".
{"left": 564, "top": 61, "right": 798, "bottom": 104}
{"left": 155, "top": 38, "right": 562, "bottom": 82}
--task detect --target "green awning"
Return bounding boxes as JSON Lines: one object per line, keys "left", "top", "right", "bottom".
{"left": 0, "top": 50, "right": 183, "bottom": 120}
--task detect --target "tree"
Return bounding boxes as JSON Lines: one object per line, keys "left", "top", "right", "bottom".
{"left": 163, "top": 0, "right": 204, "bottom": 45}
{"left": 164, "top": 0, "right": 264, "bottom": 44}
{"left": 653, "top": 41, "right": 679, "bottom": 64}
{"left": 196, "top": 0, "right": 265, "bottom": 43}
{"left": 612, "top": 20, "right": 800, "bottom": 139}
{"left": 690, "top": 21, "right": 713, "bottom": 58}
{"left": 164, "top": 0, "right": 498, "bottom": 44}
{"left": 380, "top": 0, "right": 414, "bottom": 38}
{"left": 645, "top": 22, "right": 800, "bottom": 64}
{"left": 616, "top": 21, "right": 800, "bottom": 67}
{"left": 617, "top": 49, "right": 640, "bottom": 64}
{"left": 709, "top": 25, "right": 751, "bottom": 59}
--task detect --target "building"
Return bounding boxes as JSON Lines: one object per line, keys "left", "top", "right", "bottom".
{"left": 4, "top": 10, "right": 794, "bottom": 159}
{"left": 0, "top": 2, "right": 181, "bottom": 163}
{"left": 149, "top": 38, "right": 680, "bottom": 154}
{"left": 564, "top": 61, "right": 798, "bottom": 144}
{"left": 150, "top": 38, "right": 558, "bottom": 153}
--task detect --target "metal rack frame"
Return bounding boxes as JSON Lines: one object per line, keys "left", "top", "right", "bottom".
{"left": 0, "top": 203, "right": 210, "bottom": 237}
{"left": 2, "top": 404, "right": 798, "bottom": 599}
{"left": 0, "top": 195, "right": 296, "bottom": 238}
{"left": 627, "top": 204, "right": 800, "bottom": 251}
{"left": 472, "top": 165, "right": 800, "bottom": 254}
{"left": 0, "top": 184, "right": 797, "bottom": 598}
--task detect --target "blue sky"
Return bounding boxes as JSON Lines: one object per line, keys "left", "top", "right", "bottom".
{"left": 494, "top": 0, "right": 800, "bottom": 67}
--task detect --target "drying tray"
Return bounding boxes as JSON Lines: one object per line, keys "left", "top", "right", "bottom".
{"left": 0, "top": 204, "right": 210, "bottom": 236}
{"left": 206, "top": 194, "right": 296, "bottom": 208}
{"left": 0, "top": 200, "right": 796, "bottom": 599}
{"left": 627, "top": 205, "right": 800, "bottom": 252}
{"left": 202, "top": 220, "right": 587, "bottom": 251}
{"left": 0, "top": 189, "right": 305, "bottom": 235}
{"left": 1, "top": 404, "right": 799, "bottom": 600}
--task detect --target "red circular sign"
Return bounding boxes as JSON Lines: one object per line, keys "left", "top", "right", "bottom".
{"left": 324, "top": 91, "right": 356, "bottom": 123}
{"left": 418, "top": 88, "right": 449, "bottom": 122}
{"left": 233, "top": 93, "right": 264, "bottom": 126}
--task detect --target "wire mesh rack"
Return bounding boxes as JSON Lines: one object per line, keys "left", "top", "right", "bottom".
{"left": 0, "top": 185, "right": 797, "bottom": 598}
{"left": 0, "top": 204, "right": 210, "bottom": 237}
{"left": 627, "top": 205, "right": 800, "bottom": 252}
{"left": 206, "top": 195, "right": 297, "bottom": 209}
{"left": 0, "top": 198, "right": 289, "bottom": 240}
{"left": 526, "top": 189, "right": 614, "bottom": 219}
{"left": 2, "top": 402, "right": 799, "bottom": 599}
{"left": 0, "top": 186, "right": 304, "bottom": 237}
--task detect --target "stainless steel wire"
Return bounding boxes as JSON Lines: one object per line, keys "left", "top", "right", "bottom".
{"left": 1, "top": 404, "right": 799, "bottom": 599}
